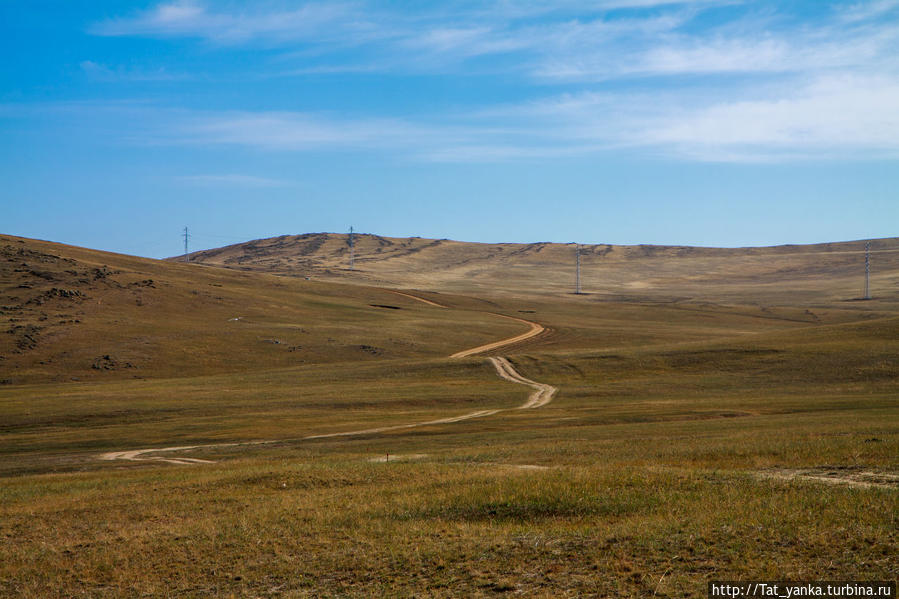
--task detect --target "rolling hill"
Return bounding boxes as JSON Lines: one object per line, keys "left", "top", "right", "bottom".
{"left": 0, "top": 234, "right": 522, "bottom": 385}
{"left": 182, "top": 232, "right": 899, "bottom": 307}
{"left": 1, "top": 232, "right": 897, "bottom": 597}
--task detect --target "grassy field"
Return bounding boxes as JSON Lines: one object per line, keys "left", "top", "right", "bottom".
{"left": 186, "top": 232, "right": 899, "bottom": 307}
{"left": 1, "top": 234, "right": 897, "bottom": 597}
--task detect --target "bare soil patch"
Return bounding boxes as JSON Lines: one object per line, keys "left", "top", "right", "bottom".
{"left": 757, "top": 467, "right": 899, "bottom": 490}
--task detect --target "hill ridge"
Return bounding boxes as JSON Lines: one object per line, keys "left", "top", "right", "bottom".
{"left": 178, "top": 232, "right": 899, "bottom": 303}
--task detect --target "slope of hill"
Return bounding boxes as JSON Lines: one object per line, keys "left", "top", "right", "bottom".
{"left": 183, "top": 233, "right": 899, "bottom": 307}
{"left": 0, "top": 234, "right": 522, "bottom": 385}
{"left": 2, "top": 233, "right": 897, "bottom": 597}
{"left": 11, "top": 233, "right": 893, "bottom": 386}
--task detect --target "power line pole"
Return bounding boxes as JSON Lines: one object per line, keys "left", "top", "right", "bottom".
{"left": 864, "top": 241, "right": 871, "bottom": 300}
{"left": 575, "top": 243, "right": 581, "bottom": 294}
{"left": 349, "top": 226, "right": 355, "bottom": 270}
{"left": 183, "top": 226, "right": 190, "bottom": 262}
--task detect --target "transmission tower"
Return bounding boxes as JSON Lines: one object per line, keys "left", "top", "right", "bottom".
{"left": 575, "top": 243, "right": 581, "bottom": 294}
{"left": 349, "top": 226, "right": 355, "bottom": 270}
{"left": 183, "top": 226, "right": 190, "bottom": 263}
{"left": 864, "top": 242, "right": 871, "bottom": 300}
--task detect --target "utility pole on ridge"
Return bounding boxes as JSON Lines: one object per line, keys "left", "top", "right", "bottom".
{"left": 864, "top": 241, "right": 871, "bottom": 300}
{"left": 575, "top": 243, "right": 581, "bottom": 294}
{"left": 183, "top": 226, "right": 190, "bottom": 263}
{"left": 349, "top": 226, "right": 355, "bottom": 270}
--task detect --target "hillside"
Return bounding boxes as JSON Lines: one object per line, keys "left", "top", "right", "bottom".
{"left": 2, "top": 233, "right": 897, "bottom": 596}
{"left": 183, "top": 233, "right": 899, "bottom": 307}
{"left": 0, "top": 234, "right": 522, "bottom": 385}
{"left": 10, "top": 233, "right": 894, "bottom": 386}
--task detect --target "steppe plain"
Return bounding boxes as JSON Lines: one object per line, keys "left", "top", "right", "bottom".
{"left": 1, "top": 232, "right": 897, "bottom": 597}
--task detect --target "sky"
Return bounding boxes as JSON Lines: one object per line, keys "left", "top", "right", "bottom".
{"left": 1, "top": 1, "right": 898, "bottom": 257}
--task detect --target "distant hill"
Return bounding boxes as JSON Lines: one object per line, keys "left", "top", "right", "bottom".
{"left": 5, "top": 231, "right": 898, "bottom": 386}
{"left": 0, "top": 234, "right": 518, "bottom": 385}
{"left": 181, "top": 233, "right": 899, "bottom": 305}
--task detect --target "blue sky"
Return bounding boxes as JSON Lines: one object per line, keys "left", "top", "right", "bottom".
{"left": 2, "top": 1, "right": 898, "bottom": 257}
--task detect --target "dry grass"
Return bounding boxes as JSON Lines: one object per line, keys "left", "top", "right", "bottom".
{"left": 0, "top": 234, "right": 524, "bottom": 385}
{"left": 1, "top": 234, "right": 897, "bottom": 597}
{"left": 187, "top": 232, "right": 899, "bottom": 308}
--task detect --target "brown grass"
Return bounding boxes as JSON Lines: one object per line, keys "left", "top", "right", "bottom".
{"left": 0, "top": 233, "right": 897, "bottom": 597}
{"left": 186, "top": 232, "right": 899, "bottom": 308}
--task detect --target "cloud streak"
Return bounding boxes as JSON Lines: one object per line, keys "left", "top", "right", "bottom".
{"left": 89, "top": 1, "right": 899, "bottom": 82}
{"left": 71, "top": 2, "right": 899, "bottom": 163}
{"left": 175, "top": 111, "right": 443, "bottom": 151}
{"left": 175, "top": 174, "right": 298, "bottom": 187}
{"left": 91, "top": 1, "right": 387, "bottom": 46}
{"left": 70, "top": 68, "right": 896, "bottom": 164}
{"left": 80, "top": 60, "right": 185, "bottom": 82}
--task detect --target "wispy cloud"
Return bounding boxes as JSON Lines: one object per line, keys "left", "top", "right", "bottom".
{"left": 468, "top": 73, "right": 899, "bottom": 162}
{"left": 6, "top": 69, "right": 899, "bottom": 163}
{"left": 90, "top": 1, "right": 899, "bottom": 84}
{"left": 66, "top": 2, "right": 899, "bottom": 163}
{"left": 174, "top": 110, "right": 444, "bottom": 151}
{"left": 838, "top": 0, "right": 899, "bottom": 24}
{"left": 641, "top": 75, "right": 899, "bottom": 161}
{"left": 91, "top": 1, "right": 385, "bottom": 46}
{"left": 88, "top": 1, "right": 723, "bottom": 65}
{"left": 175, "top": 174, "right": 298, "bottom": 187}
{"left": 529, "top": 12, "right": 899, "bottom": 80}
{"left": 80, "top": 67, "right": 893, "bottom": 163}
{"left": 80, "top": 60, "right": 185, "bottom": 82}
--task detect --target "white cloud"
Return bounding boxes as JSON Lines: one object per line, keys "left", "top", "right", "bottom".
{"left": 175, "top": 174, "right": 297, "bottom": 187}
{"left": 465, "top": 0, "right": 736, "bottom": 19}
{"left": 67, "top": 2, "right": 899, "bottom": 164}
{"left": 88, "top": 1, "right": 899, "bottom": 83}
{"left": 838, "top": 0, "right": 899, "bottom": 23}
{"left": 641, "top": 75, "right": 899, "bottom": 161}
{"left": 472, "top": 72, "right": 899, "bottom": 162}
{"left": 10, "top": 71, "right": 899, "bottom": 165}
{"left": 532, "top": 17, "right": 899, "bottom": 80}
{"left": 91, "top": 1, "right": 371, "bottom": 45}
{"left": 80, "top": 60, "right": 184, "bottom": 82}
{"left": 404, "top": 26, "right": 530, "bottom": 58}
{"left": 150, "top": 70, "right": 899, "bottom": 162}
{"left": 175, "top": 111, "right": 443, "bottom": 151}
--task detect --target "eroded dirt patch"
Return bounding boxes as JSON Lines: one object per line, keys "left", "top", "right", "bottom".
{"left": 369, "top": 453, "right": 429, "bottom": 463}
{"left": 757, "top": 467, "right": 899, "bottom": 490}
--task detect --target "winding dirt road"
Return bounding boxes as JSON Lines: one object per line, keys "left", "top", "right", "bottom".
{"left": 304, "top": 357, "right": 556, "bottom": 440}
{"left": 488, "top": 357, "right": 555, "bottom": 409}
{"left": 388, "top": 290, "right": 447, "bottom": 308}
{"left": 100, "top": 446, "right": 220, "bottom": 466}
{"left": 450, "top": 314, "right": 545, "bottom": 358}
{"left": 99, "top": 293, "right": 556, "bottom": 465}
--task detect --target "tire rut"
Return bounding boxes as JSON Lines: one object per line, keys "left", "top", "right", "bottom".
{"left": 99, "top": 292, "right": 556, "bottom": 465}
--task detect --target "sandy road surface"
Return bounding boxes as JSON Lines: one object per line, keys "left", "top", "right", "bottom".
{"left": 303, "top": 409, "right": 503, "bottom": 440}
{"left": 388, "top": 290, "right": 447, "bottom": 308}
{"left": 450, "top": 314, "right": 545, "bottom": 358}
{"left": 99, "top": 294, "right": 555, "bottom": 465}
{"left": 99, "top": 442, "right": 273, "bottom": 465}
{"left": 100, "top": 445, "right": 222, "bottom": 466}
{"left": 756, "top": 469, "right": 899, "bottom": 490}
{"left": 488, "top": 357, "right": 556, "bottom": 409}
{"left": 389, "top": 290, "right": 546, "bottom": 359}
{"left": 304, "top": 358, "right": 556, "bottom": 440}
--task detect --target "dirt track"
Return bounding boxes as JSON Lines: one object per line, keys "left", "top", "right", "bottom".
{"left": 99, "top": 294, "right": 555, "bottom": 465}
{"left": 450, "top": 314, "right": 545, "bottom": 358}
{"left": 100, "top": 445, "right": 222, "bottom": 466}
{"left": 304, "top": 357, "right": 556, "bottom": 440}
{"left": 99, "top": 442, "right": 271, "bottom": 465}
{"left": 488, "top": 357, "right": 556, "bottom": 408}
{"left": 757, "top": 468, "right": 899, "bottom": 490}
{"left": 389, "top": 290, "right": 447, "bottom": 308}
